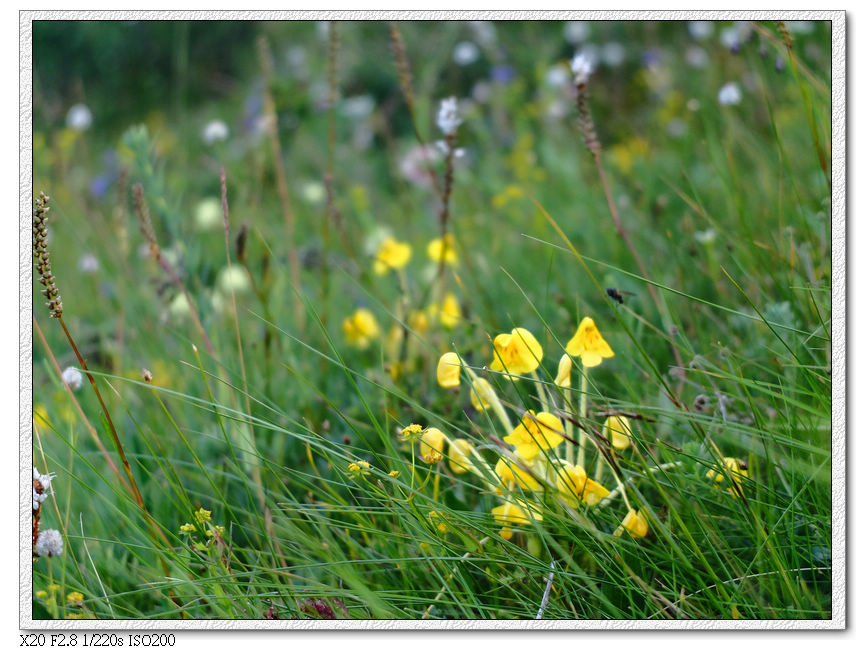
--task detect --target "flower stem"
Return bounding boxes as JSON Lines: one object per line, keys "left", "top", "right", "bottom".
{"left": 576, "top": 369, "right": 589, "bottom": 469}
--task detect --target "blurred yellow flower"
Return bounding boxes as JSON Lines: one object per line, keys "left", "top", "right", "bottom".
{"left": 504, "top": 411, "right": 565, "bottom": 462}
{"left": 581, "top": 478, "right": 611, "bottom": 506}
{"left": 400, "top": 423, "right": 424, "bottom": 441}
{"left": 556, "top": 463, "right": 588, "bottom": 503}
{"left": 66, "top": 592, "right": 84, "bottom": 606}
{"left": 437, "top": 292, "right": 461, "bottom": 329}
{"left": 495, "top": 457, "right": 541, "bottom": 492}
{"left": 565, "top": 317, "right": 614, "bottom": 367}
{"left": 469, "top": 377, "right": 495, "bottom": 411}
{"left": 436, "top": 352, "right": 461, "bottom": 388}
{"left": 194, "top": 508, "right": 212, "bottom": 524}
{"left": 408, "top": 310, "right": 430, "bottom": 335}
{"left": 490, "top": 327, "right": 543, "bottom": 376}
{"left": 428, "top": 510, "right": 449, "bottom": 534}
{"left": 347, "top": 460, "right": 371, "bottom": 479}
{"left": 604, "top": 415, "right": 633, "bottom": 450}
{"left": 343, "top": 308, "right": 381, "bottom": 349}
{"left": 35, "top": 590, "right": 48, "bottom": 599}
{"left": 419, "top": 428, "right": 446, "bottom": 464}
{"left": 554, "top": 354, "right": 572, "bottom": 388}
{"left": 706, "top": 457, "right": 748, "bottom": 496}
{"left": 447, "top": 438, "right": 474, "bottom": 475}
{"left": 491, "top": 500, "right": 542, "bottom": 540}
{"left": 179, "top": 523, "right": 196, "bottom": 534}
{"left": 614, "top": 508, "right": 649, "bottom": 538}
{"left": 373, "top": 237, "right": 412, "bottom": 275}
{"left": 388, "top": 470, "right": 400, "bottom": 478}
{"left": 427, "top": 233, "right": 458, "bottom": 266}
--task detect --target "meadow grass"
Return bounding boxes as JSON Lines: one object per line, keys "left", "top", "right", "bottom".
{"left": 31, "top": 19, "right": 832, "bottom": 621}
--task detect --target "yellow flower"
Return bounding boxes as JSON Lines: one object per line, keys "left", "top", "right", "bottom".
{"left": 35, "top": 590, "right": 48, "bottom": 599}
{"left": 554, "top": 354, "right": 572, "bottom": 388}
{"left": 400, "top": 423, "right": 424, "bottom": 441}
{"left": 504, "top": 411, "right": 565, "bottom": 462}
{"left": 447, "top": 439, "right": 474, "bottom": 475}
{"left": 565, "top": 317, "right": 614, "bottom": 368}
{"left": 469, "top": 377, "right": 495, "bottom": 411}
{"left": 436, "top": 352, "right": 461, "bottom": 388}
{"left": 343, "top": 308, "right": 381, "bottom": 349}
{"left": 66, "top": 592, "right": 84, "bottom": 605}
{"left": 491, "top": 500, "right": 542, "bottom": 540}
{"left": 428, "top": 510, "right": 449, "bottom": 534}
{"left": 437, "top": 292, "right": 461, "bottom": 329}
{"left": 179, "top": 522, "right": 196, "bottom": 534}
{"left": 427, "top": 233, "right": 458, "bottom": 266}
{"left": 614, "top": 508, "right": 649, "bottom": 538}
{"left": 495, "top": 457, "right": 541, "bottom": 492}
{"left": 490, "top": 327, "right": 543, "bottom": 376}
{"left": 556, "top": 463, "right": 588, "bottom": 503}
{"left": 419, "top": 428, "right": 446, "bottom": 464}
{"left": 408, "top": 310, "right": 430, "bottom": 335}
{"left": 388, "top": 470, "right": 400, "bottom": 478}
{"left": 205, "top": 525, "right": 226, "bottom": 538}
{"left": 604, "top": 416, "right": 633, "bottom": 450}
{"left": 581, "top": 478, "right": 611, "bottom": 506}
{"left": 706, "top": 457, "right": 748, "bottom": 496}
{"left": 347, "top": 460, "right": 372, "bottom": 479}
{"left": 373, "top": 237, "right": 412, "bottom": 275}
{"left": 64, "top": 614, "right": 84, "bottom": 620}
{"left": 194, "top": 508, "right": 212, "bottom": 524}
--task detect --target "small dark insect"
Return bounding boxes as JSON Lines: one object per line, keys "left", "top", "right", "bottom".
{"left": 606, "top": 287, "right": 635, "bottom": 304}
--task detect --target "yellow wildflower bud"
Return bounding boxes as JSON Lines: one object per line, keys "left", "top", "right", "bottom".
{"left": 408, "top": 310, "right": 430, "bottom": 335}
{"left": 427, "top": 233, "right": 458, "bottom": 266}
{"left": 400, "top": 423, "right": 424, "bottom": 441}
{"left": 347, "top": 460, "right": 371, "bottom": 479}
{"left": 206, "top": 525, "right": 226, "bottom": 538}
{"left": 555, "top": 354, "right": 572, "bottom": 388}
{"left": 495, "top": 457, "right": 541, "bottom": 491}
{"left": 64, "top": 614, "right": 84, "bottom": 620}
{"left": 437, "top": 292, "right": 461, "bottom": 329}
{"left": 706, "top": 457, "right": 748, "bottom": 496}
{"left": 469, "top": 377, "right": 495, "bottom": 411}
{"left": 428, "top": 510, "right": 449, "bottom": 534}
{"left": 565, "top": 317, "right": 614, "bottom": 368}
{"left": 581, "top": 478, "right": 611, "bottom": 506}
{"left": 35, "top": 590, "right": 48, "bottom": 599}
{"left": 504, "top": 411, "right": 565, "bottom": 462}
{"left": 436, "top": 352, "right": 461, "bottom": 388}
{"left": 491, "top": 500, "right": 542, "bottom": 540}
{"left": 179, "top": 523, "right": 196, "bottom": 534}
{"left": 556, "top": 463, "right": 588, "bottom": 503}
{"left": 373, "top": 237, "right": 412, "bottom": 275}
{"left": 419, "top": 428, "right": 446, "bottom": 464}
{"left": 604, "top": 415, "right": 633, "bottom": 450}
{"left": 447, "top": 438, "right": 474, "bottom": 474}
{"left": 614, "top": 508, "right": 649, "bottom": 538}
{"left": 66, "top": 592, "right": 84, "bottom": 605}
{"left": 388, "top": 470, "right": 400, "bottom": 478}
{"left": 194, "top": 508, "right": 212, "bottom": 524}
{"left": 343, "top": 308, "right": 381, "bottom": 349}
{"left": 489, "top": 327, "right": 543, "bottom": 376}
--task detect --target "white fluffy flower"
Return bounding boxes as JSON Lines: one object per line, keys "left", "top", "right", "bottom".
{"left": 601, "top": 42, "right": 626, "bottom": 67}
{"left": 570, "top": 52, "right": 594, "bottom": 86}
{"left": 453, "top": 41, "right": 480, "bottom": 66}
{"left": 33, "top": 467, "right": 54, "bottom": 511}
{"left": 216, "top": 266, "right": 251, "bottom": 295}
{"left": 202, "top": 119, "right": 229, "bottom": 145}
{"left": 564, "top": 21, "right": 590, "bottom": 44}
{"left": 66, "top": 104, "right": 92, "bottom": 131}
{"left": 718, "top": 82, "right": 743, "bottom": 106}
{"left": 194, "top": 198, "right": 223, "bottom": 232}
{"left": 77, "top": 253, "right": 100, "bottom": 274}
{"left": 688, "top": 21, "right": 714, "bottom": 40}
{"left": 436, "top": 97, "right": 462, "bottom": 136}
{"left": 62, "top": 366, "right": 83, "bottom": 391}
{"left": 35, "top": 529, "right": 64, "bottom": 557}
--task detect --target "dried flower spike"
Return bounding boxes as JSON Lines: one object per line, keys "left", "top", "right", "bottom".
{"left": 33, "top": 192, "right": 63, "bottom": 318}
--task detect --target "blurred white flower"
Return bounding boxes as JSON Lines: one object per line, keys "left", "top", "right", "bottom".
{"left": 194, "top": 197, "right": 223, "bottom": 232}
{"left": 720, "top": 22, "right": 751, "bottom": 50}
{"left": 62, "top": 366, "right": 83, "bottom": 391}
{"left": 77, "top": 253, "right": 99, "bottom": 274}
{"left": 685, "top": 46, "right": 709, "bottom": 68}
{"left": 718, "top": 82, "right": 742, "bottom": 106}
{"left": 66, "top": 104, "right": 92, "bottom": 131}
{"left": 216, "top": 266, "right": 251, "bottom": 295}
{"left": 168, "top": 293, "right": 193, "bottom": 321}
{"left": 35, "top": 529, "right": 64, "bottom": 557}
{"left": 570, "top": 52, "right": 595, "bottom": 85}
{"left": 399, "top": 145, "right": 441, "bottom": 188}
{"left": 787, "top": 21, "right": 815, "bottom": 34}
{"left": 601, "top": 42, "right": 626, "bottom": 67}
{"left": 453, "top": 41, "right": 480, "bottom": 66}
{"left": 202, "top": 120, "right": 229, "bottom": 145}
{"left": 695, "top": 228, "right": 717, "bottom": 244}
{"left": 564, "top": 21, "right": 590, "bottom": 44}
{"left": 686, "top": 98, "right": 701, "bottom": 112}
{"left": 545, "top": 64, "right": 570, "bottom": 87}
{"left": 667, "top": 118, "right": 687, "bottom": 138}
{"left": 300, "top": 181, "right": 326, "bottom": 205}
{"left": 688, "top": 20, "right": 715, "bottom": 40}
{"left": 469, "top": 21, "right": 497, "bottom": 46}
{"left": 341, "top": 95, "right": 375, "bottom": 120}
{"left": 33, "top": 466, "right": 54, "bottom": 510}
{"left": 472, "top": 80, "right": 493, "bottom": 104}
{"left": 436, "top": 97, "right": 462, "bottom": 136}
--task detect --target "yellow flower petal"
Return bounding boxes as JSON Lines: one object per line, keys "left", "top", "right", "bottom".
{"left": 581, "top": 478, "right": 611, "bottom": 506}
{"left": 504, "top": 411, "right": 564, "bottom": 462}
{"left": 556, "top": 463, "right": 588, "bottom": 503}
{"left": 555, "top": 354, "right": 572, "bottom": 388}
{"left": 343, "top": 308, "right": 381, "bottom": 349}
{"left": 448, "top": 438, "right": 475, "bottom": 475}
{"left": 495, "top": 457, "right": 541, "bottom": 491}
{"left": 489, "top": 327, "right": 543, "bottom": 376}
{"left": 427, "top": 233, "right": 458, "bottom": 266}
{"left": 614, "top": 508, "right": 649, "bottom": 538}
{"left": 420, "top": 428, "right": 446, "bottom": 464}
{"left": 436, "top": 352, "right": 462, "bottom": 388}
{"left": 469, "top": 377, "right": 495, "bottom": 411}
{"left": 565, "top": 317, "right": 614, "bottom": 368}
{"left": 604, "top": 415, "right": 632, "bottom": 450}
{"left": 373, "top": 237, "right": 412, "bottom": 275}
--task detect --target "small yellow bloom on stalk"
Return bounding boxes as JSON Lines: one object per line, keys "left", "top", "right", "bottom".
{"left": 400, "top": 423, "right": 424, "bottom": 441}
{"left": 447, "top": 438, "right": 475, "bottom": 474}
{"left": 436, "top": 352, "right": 462, "bottom": 388}
{"left": 427, "top": 233, "right": 458, "bottom": 266}
{"left": 408, "top": 310, "right": 430, "bottom": 335}
{"left": 65, "top": 614, "right": 84, "bottom": 620}
{"left": 556, "top": 462, "right": 588, "bottom": 503}
{"left": 343, "top": 308, "right": 381, "bottom": 349}
{"left": 504, "top": 411, "right": 565, "bottom": 462}
{"left": 490, "top": 327, "right": 543, "bottom": 377}
{"left": 706, "top": 457, "right": 748, "bottom": 496}
{"left": 491, "top": 500, "right": 542, "bottom": 541}
{"left": 437, "top": 292, "right": 461, "bottom": 329}
{"left": 35, "top": 590, "right": 48, "bottom": 600}
{"left": 194, "top": 508, "right": 212, "bottom": 524}
{"left": 555, "top": 354, "right": 572, "bottom": 388}
{"left": 428, "top": 510, "right": 449, "bottom": 534}
{"left": 66, "top": 592, "right": 84, "bottom": 605}
{"left": 469, "top": 377, "right": 495, "bottom": 411}
{"left": 179, "top": 523, "right": 196, "bottom": 534}
{"left": 419, "top": 428, "right": 446, "bottom": 464}
{"left": 388, "top": 470, "right": 400, "bottom": 478}
{"left": 581, "top": 478, "right": 611, "bottom": 506}
{"left": 347, "top": 460, "right": 372, "bottom": 479}
{"left": 614, "top": 508, "right": 649, "bottom": 538}
{"left": 495, "top": 457, "right": 541, "bottom": 492}
{"left": 565, "top": 317, "right": 614, "bottom": 367}
{"left": 373, "top": 237, "right": 412, "bottom": 275}
{"left": 205, "top": 525, "right": 226, "bottom": 538}
{"left": 604, "top": 415, "right": 633, "bottom": 450}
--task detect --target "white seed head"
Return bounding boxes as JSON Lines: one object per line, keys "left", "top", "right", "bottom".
{"left": 202, "top": 119, "right": 229, "bottom": 145}
{"left": 718, "top": 82, "right": 743, "bottom": 106}
{"left": 35, "top": 529, "right": 64, "bottom": 557}
{"left": 570, "top": 52, "right": 594, "bottom": 86}
{"left": 61, "top": 366, "right": 83, "bottom": 391}
{"left": 436, "top": 97, "right": 462, "bottom": 136}
{"left": 66, "top": 104, "right": 92, "bottom": 131}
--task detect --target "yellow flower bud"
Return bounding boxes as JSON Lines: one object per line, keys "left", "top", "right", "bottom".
{"left": 448, "top": 439, "right": 474, "bottom": 474}
{"left": 469, "top": 377, "right": 495, "bottom": 411}
{"left": 436, "top": 352, "right": 461, "bottom": 388}
{"left": 554, "top": 354, "right": 572, "bottom": 388}
{"left": 614, "top": 508, "right": 649, "bottom": 538}
{"left": 604, "top": 415, "right": 632, "bottom": 450}
{"left": 420, "top": 428, "right": 446, "bottom": 464}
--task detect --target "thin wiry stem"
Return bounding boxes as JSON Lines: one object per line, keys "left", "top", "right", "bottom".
{"left": 535, "top": 561, "right": 556, "bottom": 619}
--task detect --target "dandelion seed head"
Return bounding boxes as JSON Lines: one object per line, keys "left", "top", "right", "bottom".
{"left": 35, "top": 529, "right": 64, "bottom": 557}
{"left": 66, "top": 104, "right": 92, "bottom": 131}
{"left": 202, "top": 119, "right": 229, "bottom": 145}
{"left": 436, "top": 97, "right": 462, "bottom": 136}
{"left": 570, "top": 52, "right": 595, "bottom": 86}
{"left": 61, "top": 366, "right": 83, "bottom": 391}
